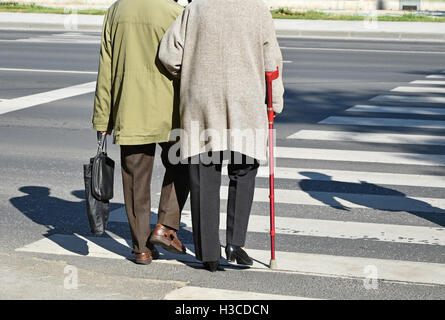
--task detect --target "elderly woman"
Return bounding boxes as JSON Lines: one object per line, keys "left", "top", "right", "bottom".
{"left": 159, "top": 0, "right": 284, "bottom": 272}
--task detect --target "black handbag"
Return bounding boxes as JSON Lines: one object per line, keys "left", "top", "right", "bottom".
{"left": 91, "top": 135, "right": 115, "bottom": 201}
{"left": 82, "top": 134, "right": 114, "bottom": 236}
{"left": 83, "top": 163, "right": 110, "bottom": 235}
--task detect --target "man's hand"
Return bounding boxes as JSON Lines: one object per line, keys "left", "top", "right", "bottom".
{"left": 97, "top": 131, "right": 111, "bottom": 140}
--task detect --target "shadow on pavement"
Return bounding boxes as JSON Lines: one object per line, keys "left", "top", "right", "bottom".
{"left": 9, "top": 186, "right": 195, "bottom": 263}
{"left": 299, "top": 172, "right": 445, "bottom": 227}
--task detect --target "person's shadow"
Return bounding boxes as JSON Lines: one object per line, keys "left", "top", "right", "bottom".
{"left": 298, "top": 172, "right": 445, "bottom": 227}
{"left": 9, "top": 186, "right": 195, "bottom": 261}
{"left": 9, "top": 186, "right": 134, "bottom": 257}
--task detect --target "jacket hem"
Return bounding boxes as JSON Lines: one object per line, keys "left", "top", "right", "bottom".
{"left": 114, "top": 133, "right": 171, "bottom": 146}
{"left": 93, "top": 123, "right": 110, "bottom": 132}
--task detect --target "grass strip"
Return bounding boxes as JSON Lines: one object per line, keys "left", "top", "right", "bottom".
{"left": 272, "top": 9, "right": 445, "bottom": 22}
{"left": 0, "top": 2, "right": 106, "bottom": 15}
{"left": 1, "top": 3, "right": 445, "bottom": 22}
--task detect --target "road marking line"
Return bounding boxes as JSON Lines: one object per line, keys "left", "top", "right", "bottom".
{"left": 287, "top": 130, "right": 445, "bottom": 146}
{"left": 320, "top": 116, "right": 445, "bottom": 129}
{"left": 0, "top": 40, "right": 100, "bottom": 45}
{"left": 13, "top": 33, "right": 101, "bottom": 44}
{"left": 280, "top": 47, "right": 445, "bottom": 55}
{"left": 410, "top": 80, "right": 445, "bottom": 85}
{"left": 0, "top": 67, "right": 97, "bottom": 75}
{"left": 426, "top": 75, "right": 445, "bottom": 79}
{"left": 346, "top": 104, "right": 445, "bottom": 115}
{"left": 0, "top": 81, "right": 96, "bottom": 115}
{"left": 276, "top": 146, "right": 445, "bottom": 166}
{"left": 234, "top": 187, "right": 445, "bottom": 215}
{"left": 109, "top": 207, "right": 445, "bottom": 244}
{"left": 163, "top": 286, "right": 316, "bottom": 300}
{"left": 370, "top": 95, "right": 445, "bottom": 104}
{"left": 252, "top": 166, "right": 445, "bottom": 188}
{"left": 15, "top": 234, "right": 445, "bottom": 285}
{"left": 392, "top": 86, "right": 445, "bottom": 94}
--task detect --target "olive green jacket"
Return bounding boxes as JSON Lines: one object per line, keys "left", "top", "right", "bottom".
{"left": 93, "top": 0, "right": 183, "bottom": 145}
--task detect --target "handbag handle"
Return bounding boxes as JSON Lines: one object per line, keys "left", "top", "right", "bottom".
{"left": 96, "top": 134, "right": 108, "bottom": 155}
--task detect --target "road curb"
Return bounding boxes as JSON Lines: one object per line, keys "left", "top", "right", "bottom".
{"left": 0, "top": 21, "right": 101, "bottom": 32}
{"left": 276, "top": 29, "right": 445, "bottom": 42}
{"left": 0, "top": 14, "right": 443, "bottom": 42}
{"left": 0, "top": 12, "right": 103, "bottom": 32}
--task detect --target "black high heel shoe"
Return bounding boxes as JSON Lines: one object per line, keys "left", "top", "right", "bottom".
{"left": 225, "top": 245, "right": 253, "bottom": 266}
{"left": 203, "top": 261, "right": 220, "bottom": 272}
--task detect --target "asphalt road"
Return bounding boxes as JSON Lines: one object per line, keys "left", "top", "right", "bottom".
{"left": 0, "top": 29, "right": 445, "bottom": 300}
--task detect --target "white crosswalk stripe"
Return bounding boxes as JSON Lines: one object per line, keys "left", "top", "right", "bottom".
{"left": 108, "top": 207, "right": 445, "bottom": 244}
{"left": 163, "top": 287, "right": 314, "bottom": 300}
{"left": 107, "top": 207, "right": 445, "bottom": 244}
{"left": 276, "top": 146, "right": 445, "bottom": 166}
{"left": 346, "top": 104, "right": 445, "bottom": 115}
{"left": 253, "top": 166, "right": 445, "bottom": 188}
{"left": 15, "top": 232, "right": 445, "bottom": 285}
{"left": 410, "top": 80, "right": 445, "bottom": 85}
{"left": 370, "top": 95, "right": 445, "bottom": 104}
{"left": 391, "top": 86, "right": 445, "bottom": 94}
{"left": 0, "top": 82, "right": 96, "bottom": 116}
{"left": 228, "top": 187, "right": 445, "bottom": 214}
{"left": 319, "top": 116, "right": 445, "bottom": 129}
{"left": 287, "top": 130, "right": 445, "bottom": 146}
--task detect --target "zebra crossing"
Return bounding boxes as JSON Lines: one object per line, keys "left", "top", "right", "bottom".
{"left": 14, "top": 69, "right": 445, "bottom": 299}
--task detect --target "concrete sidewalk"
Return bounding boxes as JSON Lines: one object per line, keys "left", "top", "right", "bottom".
{"left": 0, "top": 252, "right": 187, "bottom": 300}
{"left": 0, "top": 12, "right": 444, "bottom": 41}
{"left": 275, "top": 19, "right": 445, "bottom": 41}
{"left": 0, "top": 12, "right": 103, "bottom": 32}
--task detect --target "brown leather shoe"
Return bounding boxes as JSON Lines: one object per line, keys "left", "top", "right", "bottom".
{"left": 134, "top": 252, "right": 152, "bottom": 265}
{"left": 149, "top": 224, "right": 186, "bottom": 255}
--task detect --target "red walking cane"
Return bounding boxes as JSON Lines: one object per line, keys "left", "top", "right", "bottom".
{"left": 266, "top": 67, "right": 279, "bottom": 269}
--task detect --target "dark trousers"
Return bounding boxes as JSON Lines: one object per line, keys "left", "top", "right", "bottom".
{"left": 188, "top": 151, "right": 259, "bottom": 262}
{"left": 121, "top": 143, "right": 189, "bottom": 254}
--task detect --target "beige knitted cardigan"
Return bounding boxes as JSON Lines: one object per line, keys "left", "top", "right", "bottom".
{"left": 159, "top": 0, "right": 284, "bottom": 161}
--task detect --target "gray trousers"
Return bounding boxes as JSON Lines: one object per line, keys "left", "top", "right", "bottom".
{"left": 188, "top": 151, "right": 259, "bottom": 262}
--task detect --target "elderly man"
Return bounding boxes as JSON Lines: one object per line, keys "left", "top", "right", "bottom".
{"left": 93, "top": 0, "right": 189, "bottom": 265}
{"left": 159, "top": 0, "right": 284, "bottom": 272}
